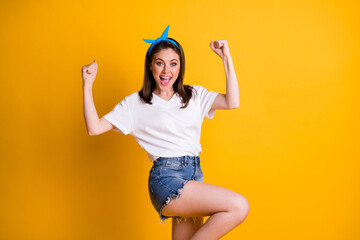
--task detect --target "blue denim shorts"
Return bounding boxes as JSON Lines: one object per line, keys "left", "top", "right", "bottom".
{"left": 148, "top": 155, "right": 204, "bottom": 224}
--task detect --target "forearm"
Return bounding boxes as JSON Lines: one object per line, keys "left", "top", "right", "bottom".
{"left": 83, "top": 83, "right": 100, "bottom": 135}
{"left": 222, "top": 54, "right": 240, "bottom": 108}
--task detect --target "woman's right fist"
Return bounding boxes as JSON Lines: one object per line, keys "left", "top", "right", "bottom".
{"left": 81, "top": 60, "right": 98, "bottom": 85}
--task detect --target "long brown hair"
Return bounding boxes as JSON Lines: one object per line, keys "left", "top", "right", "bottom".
{"left": 138, "top": 38, "right": 195, "bottom": 108}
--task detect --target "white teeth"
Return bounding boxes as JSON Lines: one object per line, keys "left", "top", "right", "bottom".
{"left": 160, "top": 76, "right": 171, "bottom": 79}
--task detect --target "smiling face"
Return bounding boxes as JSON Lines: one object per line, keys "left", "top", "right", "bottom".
{"left": 149, "top": 48, "right": 180, "bottom": 94}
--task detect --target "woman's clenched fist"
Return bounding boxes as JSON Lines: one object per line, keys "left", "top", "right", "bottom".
{"left": 210, "top": 40, "right": 231, "bottom": 60}
{"left": 81, "top": 60, "right": 98, "bottom": 85}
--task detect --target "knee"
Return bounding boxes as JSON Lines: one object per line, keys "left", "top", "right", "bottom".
{"left": 231, "top": 195, "right": 250, "bottom": 223}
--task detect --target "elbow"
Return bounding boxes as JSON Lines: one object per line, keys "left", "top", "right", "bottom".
{"left": 228, "top": 102, "right": 240, "bottom": 109}
{"left": 87, "top": 129, "right": 98, "bottom": 136}
{"left": 226, "top": 97, "right": 240, "bottom": 109}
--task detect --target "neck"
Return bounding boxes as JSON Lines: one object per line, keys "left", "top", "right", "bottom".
{"left": 154, "top": 87, "right": 175, "bottom": 96}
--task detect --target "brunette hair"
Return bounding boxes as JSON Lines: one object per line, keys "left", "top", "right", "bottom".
{"left": 138, "top": 38, "right": 195, "bottom": 108}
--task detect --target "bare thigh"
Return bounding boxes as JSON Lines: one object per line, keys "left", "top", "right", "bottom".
{"left": 162, "top": 180, "right": 249, "bottom": 218}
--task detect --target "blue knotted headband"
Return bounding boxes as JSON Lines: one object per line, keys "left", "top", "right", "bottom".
{"left": 143, "top": 25, "right": 180, "bottom": 57}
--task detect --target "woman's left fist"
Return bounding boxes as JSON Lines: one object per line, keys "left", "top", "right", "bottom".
{"left": 210, "top": 40, "right": 231, "bottom": 59}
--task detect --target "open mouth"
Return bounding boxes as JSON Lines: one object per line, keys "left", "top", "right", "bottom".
{"left": 160, "top": 76, "right": 171, "bottom": 85}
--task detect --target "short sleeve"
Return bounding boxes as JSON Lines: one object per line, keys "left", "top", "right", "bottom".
{"left": 195, "top": 85, "right": 220, "bottom": 119}
{"left": 103, "top": 97, "right": 132, "bottom": 135}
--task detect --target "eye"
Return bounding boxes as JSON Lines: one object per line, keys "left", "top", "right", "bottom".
{"left": 171, "top": 63, "right": 177, "bottom": 66}
{"left": 156, "top": 62, "right": 163, "bottom": 66}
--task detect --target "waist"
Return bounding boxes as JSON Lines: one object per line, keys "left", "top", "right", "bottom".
{"left": 153, "top": 155, "right": 200, "bottom": 166}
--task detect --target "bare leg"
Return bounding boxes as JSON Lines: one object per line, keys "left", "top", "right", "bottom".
{"left": 191, "top": 211, "right": 246, "bottom": 240}
{"left": 172, "top": 217, "right": 204, "bottom": 240}
{"left": 162, "top": 181, "right": 250, "bottom": 240}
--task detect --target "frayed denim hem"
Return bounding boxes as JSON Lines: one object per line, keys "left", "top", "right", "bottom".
{"left": 158, "top": 180, "right": 192, "bottom": 224}
{"left": 172, "top": 216, "right": 201, "bottom": 224}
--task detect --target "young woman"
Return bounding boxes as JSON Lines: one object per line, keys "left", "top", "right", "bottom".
{"left": 82, "top": 25, "right": 249, "bottom": 240}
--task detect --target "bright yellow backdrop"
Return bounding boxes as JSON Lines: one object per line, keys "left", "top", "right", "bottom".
{"left": 0, "top": 0, "right": 359, "bottom": 239}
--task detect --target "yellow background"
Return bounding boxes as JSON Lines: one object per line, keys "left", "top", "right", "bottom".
{"left": 0, "top": 0, "right": 359, "bottom": 239}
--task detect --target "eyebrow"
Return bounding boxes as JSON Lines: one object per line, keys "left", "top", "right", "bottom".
{"left": 155, "top": 58, "right": 178, "bottom": 61}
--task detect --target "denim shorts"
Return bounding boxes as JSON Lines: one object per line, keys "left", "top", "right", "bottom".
{"left": 148, "top": 155, "right": 204, "bottom": 224}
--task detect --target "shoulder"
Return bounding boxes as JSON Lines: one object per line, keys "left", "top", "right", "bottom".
{"left": 188, "top": 85, "right": 210, "bottom": 95}
{"left": 190, "top": 84, "right": 210, "bottom": 90}
{"left": 115, "top": 91, "right": 142, "bottom": 106}
{"left": 124, "top": 91, "right": 145, "bottom": 102}
{"left": 127, "top": 91, "right": 140, "bottom": 100}
{"left": 189, "top": 84, "right": 200, "bottom": 90}
{"left": 187, "top": 84, "right": 205, "bottom": 93}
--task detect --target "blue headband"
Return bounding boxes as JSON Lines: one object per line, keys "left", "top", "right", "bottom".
{"left": 143, "top": 25, "right": 180, "bottom": 57}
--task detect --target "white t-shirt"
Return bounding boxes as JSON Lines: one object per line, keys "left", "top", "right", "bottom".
{"left": 103, "top": 85, "right": 220, "bottom": 161}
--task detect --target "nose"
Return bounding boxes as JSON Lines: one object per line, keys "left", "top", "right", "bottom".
{"left": 162, "top": 64, "right": 170, "bottom": 73}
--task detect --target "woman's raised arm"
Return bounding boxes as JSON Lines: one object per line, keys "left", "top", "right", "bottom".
{"left": 209, "top": 40, "right": 240, "bottom": 110}
{"left": 82, "top": 60, "right": 114, "bottom": 136}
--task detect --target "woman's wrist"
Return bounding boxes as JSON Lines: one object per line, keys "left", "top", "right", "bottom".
{"left": 83, "top": 82, "right": 93, "bottom": 89}
{"left": 222, "top": 54, "right": 232, "bottom": 62}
